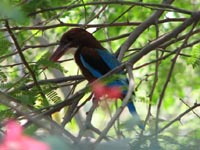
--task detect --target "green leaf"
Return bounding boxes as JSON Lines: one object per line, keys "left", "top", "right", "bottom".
{"left": 187, "top": 44, "right": 200, "bottom": 68}
{"left": 0, "top": 0, "right": 27, "bottom": 23}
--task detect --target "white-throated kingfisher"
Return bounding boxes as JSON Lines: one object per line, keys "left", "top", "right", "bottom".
{"left": 50, "top": 28, "right": 143, "bottom": 129}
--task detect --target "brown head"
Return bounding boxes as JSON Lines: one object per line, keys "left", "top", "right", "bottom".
{"left": 50, "top": 28, "right": 104, "bottom": 61}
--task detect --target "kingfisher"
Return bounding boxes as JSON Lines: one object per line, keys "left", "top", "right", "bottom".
{"left": 50, "top": 28, "right": 143, "bottom": 129}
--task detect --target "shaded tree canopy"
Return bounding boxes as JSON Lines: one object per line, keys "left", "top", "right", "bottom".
{"left": 0, "top": 0, "right": 200, "bottom": 149}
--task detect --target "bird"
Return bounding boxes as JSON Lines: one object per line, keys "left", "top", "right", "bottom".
{"left": 50, "top": 28, "right": 143, "bottom": 129}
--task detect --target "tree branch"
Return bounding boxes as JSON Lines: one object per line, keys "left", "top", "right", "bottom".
{"left": 117, "top": 0, "right": 175, "bottom": 61}
{"left": 5, "top": 20, "right": 49, "bottom": 105}
{"left": 129, "top": 12, "right": 200, "bottom": 65}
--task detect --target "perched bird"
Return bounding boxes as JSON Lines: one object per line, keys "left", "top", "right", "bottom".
{"left": 50, "top": 28, "right": 143, "bottom": 129}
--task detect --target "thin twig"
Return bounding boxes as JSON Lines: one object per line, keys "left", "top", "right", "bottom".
{"left": 117, "top": 0, "right": 175, "bottom": 61}
{"left": 157, "top": 103, "right": 200, "bottom": 134}
{"left": 93, "top": 64, "right": 135, "bottom": 146}
{"left": 129, "top": 12, "right": 200, "bottom": 65}
{"left": 28, "top": 1, "right": 191, "bottom": 16}
{"left": 0, "top": 18, "right": 186, "bottom": 32}
{"left": 0, "top": 91, "right": 77, "bottom": 142}
{"left": 155, "top": 20, "right": 199, "bottom": 135}
{"left": 5, "top": 20, "right": 48, "bottom": 105}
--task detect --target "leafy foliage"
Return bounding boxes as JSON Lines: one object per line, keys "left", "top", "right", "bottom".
{"left": 0, "top": 0, "right": 199, "bottom": 149}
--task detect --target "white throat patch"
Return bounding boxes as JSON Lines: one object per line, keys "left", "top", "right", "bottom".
{"left": 68, "top": 47, "right": 78, "bottom": 55}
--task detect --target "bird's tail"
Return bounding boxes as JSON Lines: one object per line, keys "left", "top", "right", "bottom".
{"left": 127, "top": 100, "right": 144, "bottom": 129}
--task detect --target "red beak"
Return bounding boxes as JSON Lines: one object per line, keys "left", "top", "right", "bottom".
{"left": 50, "top": 43, "right": 71, "bottom": 62}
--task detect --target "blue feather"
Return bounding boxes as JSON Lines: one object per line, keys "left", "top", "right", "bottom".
{"left": 127, "top": 101, "right": 136, "bottom": 113}
{"left": 95, "top": 49, "right": 120, "bottom": 69}
{"left": 127, "top": 101, "right": 144, "bottom": 129}
{"left": 80, "top": 54, "right": 102, "bottom": 78}
{"left": 95, "top": 49, "right": 129, "bottom": 93}
{"left": 80, "top": 49, "right": 143, "bottom": 129}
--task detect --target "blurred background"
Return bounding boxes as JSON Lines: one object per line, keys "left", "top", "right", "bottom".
{"left": 0, "top": 0, "right": 199, "bottom": 149}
